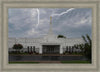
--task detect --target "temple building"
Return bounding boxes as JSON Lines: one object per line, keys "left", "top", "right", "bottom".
{"left": 8, "top": 17, "right": 85, "bottom": 54}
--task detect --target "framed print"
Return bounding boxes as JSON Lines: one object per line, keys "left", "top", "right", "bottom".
{"left": 0, "top": 0, "right": 100, "bottom": 72}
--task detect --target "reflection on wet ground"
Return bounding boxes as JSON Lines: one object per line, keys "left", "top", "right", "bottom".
{"left": 9, "top": 55, "right": 87, "bottom": 62}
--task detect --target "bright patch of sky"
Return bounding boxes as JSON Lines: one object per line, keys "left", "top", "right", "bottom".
{"left": 8, "top": 8, "right": 92, "bottom": 38}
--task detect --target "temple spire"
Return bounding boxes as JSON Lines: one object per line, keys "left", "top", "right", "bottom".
{"left": 48, "top": 16, "right": 53, "bottom": 35}
{"left": 50, "top": 16, "right": 52, "bottom": 24}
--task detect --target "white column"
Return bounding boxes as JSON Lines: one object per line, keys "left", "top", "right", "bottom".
{"left": 39, "top": 46, "right": 42, "bottom": 54}
{"left": 60, "top": 45, "right": 63, "bottom": 54}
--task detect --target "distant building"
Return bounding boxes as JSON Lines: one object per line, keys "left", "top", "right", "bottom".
{"left": 8, "top": 17, "right": 85, "bottom": 54}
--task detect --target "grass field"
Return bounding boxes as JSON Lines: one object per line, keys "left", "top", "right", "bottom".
{"left": 9, "top": 60, "right": 91, "bottom": 64}
{"left": 9, "top": 61, "right": 39, "bottom": 64}
{"left": 61, "top": 60, "right": 91, "bottom": 63}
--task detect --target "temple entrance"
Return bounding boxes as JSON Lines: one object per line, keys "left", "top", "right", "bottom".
{"left": 42, "top": 45, "right": 60, "bottom": 54}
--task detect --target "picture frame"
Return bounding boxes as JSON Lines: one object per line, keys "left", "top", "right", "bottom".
{"left": 0, "top": 0, "right": 99, "bottom": 72}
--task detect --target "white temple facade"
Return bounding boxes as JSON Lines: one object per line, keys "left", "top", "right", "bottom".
{"left": 8, "top": 17, "right": 85, "bottom": 54}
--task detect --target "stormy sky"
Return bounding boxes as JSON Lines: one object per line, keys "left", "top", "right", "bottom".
{"left": 8, "top": 8, "right": 92, "bottom": 38}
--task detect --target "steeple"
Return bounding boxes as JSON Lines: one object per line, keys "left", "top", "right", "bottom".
{"left": 48, "top": 16, "right": 53, "bottom": 35}
{"left": 50, "top": 16, "right": 52, "bottom": 24}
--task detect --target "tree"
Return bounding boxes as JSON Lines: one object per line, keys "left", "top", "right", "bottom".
{"left": 73, "top": 34, "right": 91, "bottom": 61}
{"left": 27, "top": 46, "right": 29, "bottom": 53}
{"left": 81, "top": 34, "right": 92, "bottom": 61}
{"left": 57, "top": 35, "right": 66, "bottom": 38}
{"left": 13, "top": 44, "right": 23, "bottom": 53}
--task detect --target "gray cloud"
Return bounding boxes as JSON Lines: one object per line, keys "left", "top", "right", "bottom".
{"left": 8, "top": 8, "right": 92, "bottom": 38}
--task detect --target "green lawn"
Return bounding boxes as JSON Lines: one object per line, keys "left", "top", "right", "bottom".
{"left": 9, "top": 61, "right": 91, "bottom": 64}
{"left": 9, "top": 61, "right": 39, "bottom": 64}
{"left": 61, "top": 60, "right": 91, "bottom": 63}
